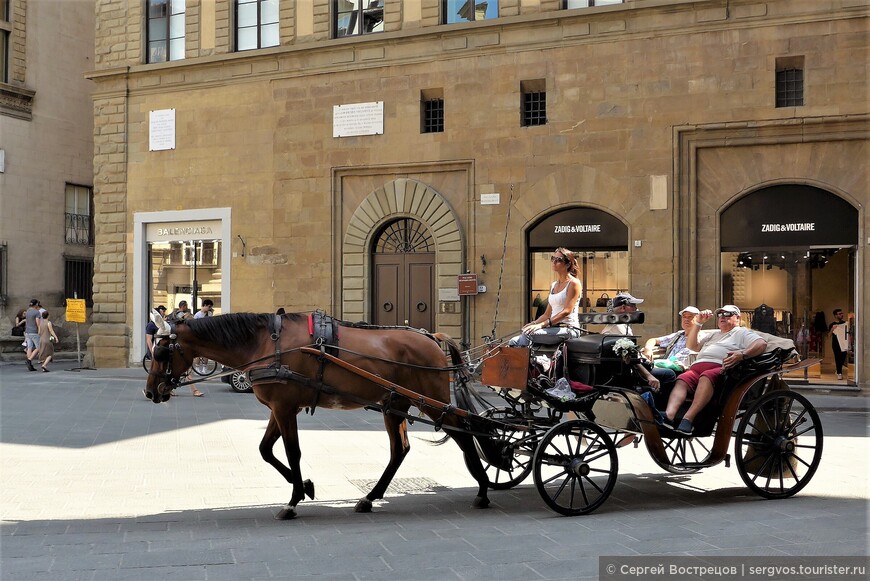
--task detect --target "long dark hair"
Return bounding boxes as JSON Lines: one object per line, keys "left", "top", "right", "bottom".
{"left": 555, "top": 247, "right": 578, "bottom": 277}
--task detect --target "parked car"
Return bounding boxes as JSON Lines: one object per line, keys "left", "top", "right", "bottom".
{"left": 221, "top": 366, "right": 253, "bottom": 393}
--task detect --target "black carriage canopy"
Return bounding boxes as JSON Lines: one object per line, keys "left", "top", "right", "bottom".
{"left": 528, "top": 207, "right": 628, "bottom": 251}
{"left": 720, "top": 185, "right": 858, "bottom": 251}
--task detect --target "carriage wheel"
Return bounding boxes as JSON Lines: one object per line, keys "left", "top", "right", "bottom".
{"left": 532, "top": 420, "right": 618, "bottom": 516}
{"left": 467, "top": 408, "right": 537, "bottom": 490}
{"left": 735, "top": 390, "right": 823, "bottom": 499}
{"left": 655, "top": 433, "right": 715, "bottom": 474}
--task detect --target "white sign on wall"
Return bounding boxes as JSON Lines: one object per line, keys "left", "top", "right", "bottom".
{"left": 149, "top": 109, "right": 176, "bottom": 151}
{"left": 145, "top": 220, "right": 222, "bottom": 242}
{"left": 333, "top": 102, "right": 384, "bottom": 138}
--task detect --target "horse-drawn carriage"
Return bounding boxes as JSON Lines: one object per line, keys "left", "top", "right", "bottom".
{"left": 143, "top": 309, "right": 823, "bottom": 519}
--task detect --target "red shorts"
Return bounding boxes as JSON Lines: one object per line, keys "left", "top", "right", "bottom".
{"left": 676, "top": 362, "right": 723, "bottom": 392}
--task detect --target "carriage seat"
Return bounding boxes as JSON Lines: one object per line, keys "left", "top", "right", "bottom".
{"left": 565, "top": 334, "right": 634, "bottom": 363}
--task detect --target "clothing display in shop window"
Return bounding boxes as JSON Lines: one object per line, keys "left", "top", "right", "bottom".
{"left": 751, "top": 304, "right": 777, "bottom": 334}
{"left": 812, "top": 311, "right": 828, "bottom": 334}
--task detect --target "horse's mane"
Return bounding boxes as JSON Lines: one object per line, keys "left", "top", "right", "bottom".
{"left": 184, "top": 312, "right": 303, "bottom": 349}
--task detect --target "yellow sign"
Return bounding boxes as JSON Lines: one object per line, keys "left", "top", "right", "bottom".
{"left": 66, "top": 299, "right": 87, "bottom": 323}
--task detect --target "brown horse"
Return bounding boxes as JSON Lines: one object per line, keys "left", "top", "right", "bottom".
{"left": 144, "top": 311, "right": 493, "bottom": 519}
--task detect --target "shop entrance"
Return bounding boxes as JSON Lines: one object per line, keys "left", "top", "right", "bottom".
{"left": 720, "top": 185, "right": 858, "bottom": 386}
{"left": 527, "top": 207, "right": 629, "bottom": 325}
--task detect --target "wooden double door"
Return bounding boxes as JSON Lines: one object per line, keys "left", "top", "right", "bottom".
{"left": 372, "top": 252, "right": 434, "bottom": 330}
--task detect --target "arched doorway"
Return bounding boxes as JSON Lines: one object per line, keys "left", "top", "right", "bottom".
{"left": 720, "top": 184, "right": 859, "bottom": 385}
{"left": 371, "top": 218, "right": 435, "bottom": 330}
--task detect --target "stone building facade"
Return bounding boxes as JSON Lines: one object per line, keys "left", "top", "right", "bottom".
{"left": 1, "top": 0, "right": 95, "bottom": 354}
{"left": 87, "top": 0, "right": 868, "bottom": 389}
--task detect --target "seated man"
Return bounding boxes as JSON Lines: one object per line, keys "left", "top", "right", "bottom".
{"left": 643, "top": 306, "right": 711, "bottom": 372}
{"left": 602, "top": 292, "right": 676, "bottom": 393}
{"left": 661, "top": 305, "right": 767, "bottom": 435}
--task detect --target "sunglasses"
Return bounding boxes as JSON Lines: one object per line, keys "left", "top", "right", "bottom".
{"left": 550, "top": 255, "right": 567, "bottom": 263}
{"left": 717, "top": 312, "right": 738, "bottom": 317}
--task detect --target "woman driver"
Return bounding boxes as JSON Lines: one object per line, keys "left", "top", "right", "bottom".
{"left": 509, "top": 247, "right": 583, "bottom": 346}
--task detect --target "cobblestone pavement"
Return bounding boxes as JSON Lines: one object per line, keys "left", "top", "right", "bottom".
{"left": 1, "top": 364, "right": 867, "bottom": 580}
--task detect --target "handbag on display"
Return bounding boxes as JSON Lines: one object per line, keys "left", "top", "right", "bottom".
{"left": 595, "top": 292, "right": 610, "bottom": 308}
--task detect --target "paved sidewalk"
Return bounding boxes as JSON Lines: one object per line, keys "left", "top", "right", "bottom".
{"left": 1, "top": 364, "right": 867, "bottom": 580}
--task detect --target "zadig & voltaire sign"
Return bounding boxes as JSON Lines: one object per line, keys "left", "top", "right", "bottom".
{"left": 720, "top": 185, "right": 857, "bottom": 251}
{"left": 530, "top": 207, "right": 628, "bottom": 250}
{"left": 146, "top": 220, "right": 223, "bottom": 242}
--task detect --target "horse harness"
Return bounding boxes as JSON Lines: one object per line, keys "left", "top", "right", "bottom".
{"left": 244, "top": 311, "right": 492, "bottom": 438}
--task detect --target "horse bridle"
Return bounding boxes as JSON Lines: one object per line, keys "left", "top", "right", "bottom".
{"left": 151, "top": 325, "right": 188, "bottom": 394}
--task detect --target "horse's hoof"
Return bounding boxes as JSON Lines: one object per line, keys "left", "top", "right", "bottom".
{"left": 472, "top": 496, "right": 490, "bottom": 509}
{"left": 274, "top": 506, "right": 298, "bottom": 520}
{"left": 303, "top": 479, "right": 315, "bottom": 500}
{"left": 354, "top": 498, "right": 373, "bottom": 513}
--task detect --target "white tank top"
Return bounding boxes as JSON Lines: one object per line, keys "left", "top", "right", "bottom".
{"left": 549, "top": 280, "right": 580, "bottom": 327}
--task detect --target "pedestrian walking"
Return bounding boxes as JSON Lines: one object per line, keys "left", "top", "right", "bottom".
{"left": 24, "top": 299, "right": 41, "bottom": 371}
{"left": 35, "top": 311, "right": 59, "bottom": 372}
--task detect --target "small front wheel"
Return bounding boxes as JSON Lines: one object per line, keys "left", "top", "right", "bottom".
{"left": 191, "top": 357, "right": 218, "bottom": 377}
{"left": 533, "top": 420, "right": 618, "bottom": 516}
{"left": 735, "top": 390, "right": 823, "bottom": 499}
{"left": 468, "top": 407, "right": 537, "bottom": 489}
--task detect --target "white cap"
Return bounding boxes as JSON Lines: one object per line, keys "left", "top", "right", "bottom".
{"left": 678, "top": 306, "right": 700, "bottom": 316}
{"left": 612, "top": 292, "right": 644, "bottom": 307}
{"left": 715, "top": 304, "right": 741, "bottom": 317}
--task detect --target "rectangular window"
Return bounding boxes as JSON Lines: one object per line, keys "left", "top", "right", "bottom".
{"left": 421, "top": 89, "right": 444, "bottom": 134}
{"left": 64, "top": 257, "right": 94, "bottom": 306}
{"left": 1, "top": 0, "right": 10, "bottom": 83}
{"left": 147, "top": 0, "right": 185, "bottom": 64}
{"left": 0, "top": 242, "right": 7, "bottom": 306}
{"left": 236, "top": 0, "right": 279, "bottom": 51}
{"left": 521, "top": 80, "right": 547, "bottom": 127}
{"left": 334, "top": 0, "right": 384, "bottom": 38}
{"left": 65, "top": 184, "right": 93, "bottom": 245}
{"left": 565, "top": 0, "right": 623, "bottom": 8}
{"left": 443, "top": 0, "right": 498, "bottom": 24}
{"left": 776, "top": 57, "right": 804, "bottom": 108}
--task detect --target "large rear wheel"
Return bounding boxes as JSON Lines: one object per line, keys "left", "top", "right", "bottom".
{"left": 533, "top": 420, "right": 618, "bottom": 516}
{"left": 735, "top": 390, "right": 823, "bottom": 499}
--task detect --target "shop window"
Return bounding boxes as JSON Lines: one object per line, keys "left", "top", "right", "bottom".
{"left": 775, "top": 56, "right": 804, "bottom": 107}
{"left": 564, "top": 0, "right": 623, "bottom": 8}
{"left": 521, "top": 79, "right": 547, "bottom": 127}
{"left": 147, "top": 0, "right": 185, "bottom": 63}
{"left": 236, "top": 0, "right": 279, "bottom": 51}
{"left": 443, "top": 0, "right": 498, "bottom": 24}
{"left": 65, "top": 257, "right": 94, "bottom": 306}
{"left": 334, "top": 0, "right": 384, "bottom": 38}
{"left": 421, "top": 89, "right": 444, "bottom": 134}
{"left": 65, "top": 184, "right": 93, "bottom": 246}
{"left": 529, "top": 251, "right": 628, "bottom": 321}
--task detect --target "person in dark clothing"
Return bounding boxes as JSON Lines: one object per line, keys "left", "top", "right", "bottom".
{"left": 828, "top": 308, "right": 849, "bottom": 380}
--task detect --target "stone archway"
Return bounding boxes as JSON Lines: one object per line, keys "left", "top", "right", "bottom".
{"left": 342, "top": 179, "right": 463, "bottom": 337}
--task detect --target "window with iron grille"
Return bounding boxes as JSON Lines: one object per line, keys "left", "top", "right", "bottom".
{"left": 443, "top": 0, "right": 499, "bottom": 24}
{"left": 521, "top": 79, "right": 547, "bottom": 127}
{"left": 147, "top": 0, "right": 185, "bottom": 63}
{"left": 776, "top": 68, "right": 804, "bottom": 107}
{"left": 0, "top": 243, "right": 7, "bottom": 306}
{"left": 775, "top": 56, "right": 804, "bottom": 108}
{"left": 64, "top": 257, "right": 94, "bottom": 306}
{"left": 334, "top": 0, "right": 384, "bottom": 38}
{"left": 236, "top": 0, "right": 279, "bottom": 51}
{"left": 65, "top": 184, "right": 93, "bottom": 245}
{"left": 421, "top": 89, "right": 444, "bottom": 134}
